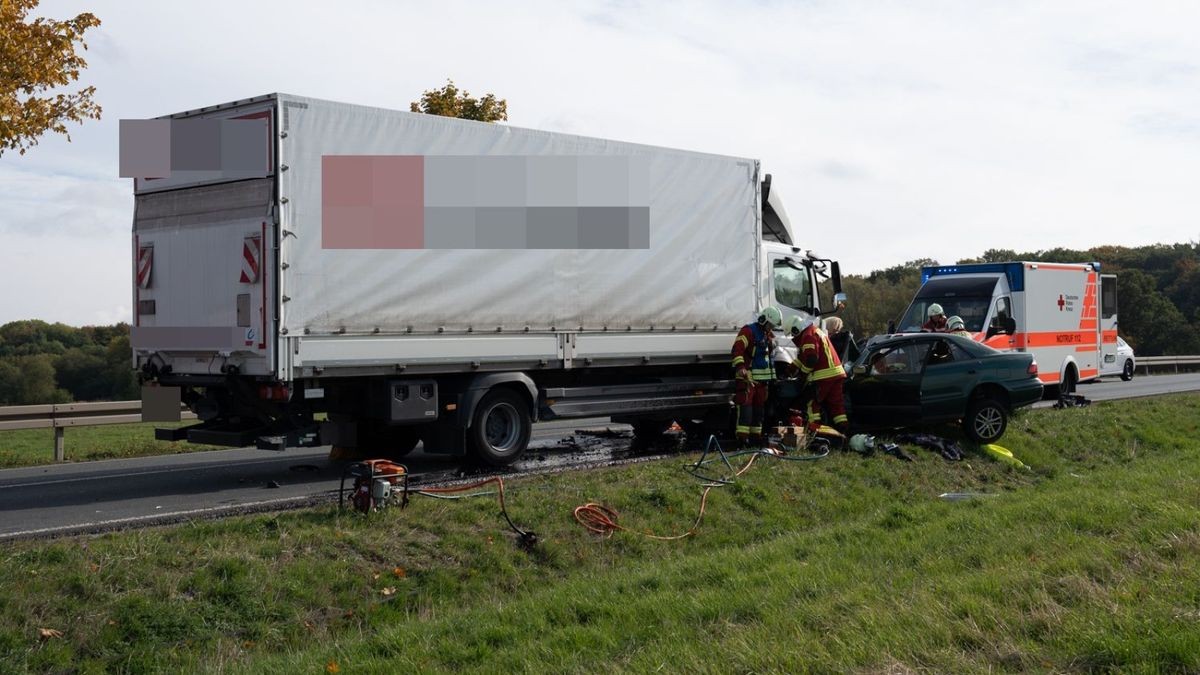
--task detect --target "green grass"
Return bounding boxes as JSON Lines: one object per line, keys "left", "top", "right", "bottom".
{"left": 1, "top": 394, "right": 1199, "bottom": 673}
{"left": 0, "top": 421, "right": 223, "bottom": 468}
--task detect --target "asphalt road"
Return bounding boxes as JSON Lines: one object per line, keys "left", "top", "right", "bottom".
{"left": 0, "top": 417, "right": 632, "bottom": 540}
{"left": 3, "top": 373, "right": 1199, "bottom": 540}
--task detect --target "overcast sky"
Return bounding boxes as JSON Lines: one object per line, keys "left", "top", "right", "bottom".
{"left": 2, "top": 0, "right": 1198, "bottom": 326}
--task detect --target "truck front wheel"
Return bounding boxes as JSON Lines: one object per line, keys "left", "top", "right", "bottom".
{"left": 469, "top": 389, "right": 531, "bottom": 466}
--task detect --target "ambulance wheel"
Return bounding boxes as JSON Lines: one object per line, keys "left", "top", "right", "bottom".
{"left": 1061, "top": 367, "right": 1078, "bottom": 395}
{"left": 1121, "top": 359, "right": 1134, "bottom": 381}
{"left": 964, "top": 398, "right": 1007, "bottom": 444}
{"left": 469, "top": 389, "right": 531, "bottom": 466}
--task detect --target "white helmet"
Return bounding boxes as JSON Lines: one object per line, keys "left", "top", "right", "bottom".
{"left": 784, "top": 314, "right": 814, "bottom": 336}
{"left": 947, "top": 315, "right": 965, "bottom": 331}
{"left": 758, "top": 306, "right": 783, "bottom": 328}
{"left": 928, "top": 303, "right": 945, "bottom": 318}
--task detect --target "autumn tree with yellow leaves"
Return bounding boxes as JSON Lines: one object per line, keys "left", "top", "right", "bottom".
{"left": 410, "top": 79, "right": 507, "bottom": 123}
{"left": 0, "top": 0, "right": 102, "bottom": 155}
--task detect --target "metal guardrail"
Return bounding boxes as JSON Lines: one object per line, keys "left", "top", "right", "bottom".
{"left": 1137, "top": 355, "right": 1200, "bottom": 375}
{"left": 0, "top": 401, "right": 194, "bottom": 461}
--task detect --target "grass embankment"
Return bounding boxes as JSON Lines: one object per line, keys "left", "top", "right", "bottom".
{"left": 2, "top": 394, "right": 1199, "bottom": 673}
{"left": 0, "top": 422, "right": 221, "bottom": 468}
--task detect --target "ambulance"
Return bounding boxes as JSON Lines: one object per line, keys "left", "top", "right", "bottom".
{"left": 894, "top": 262, "right": 1118, "bottom": 392}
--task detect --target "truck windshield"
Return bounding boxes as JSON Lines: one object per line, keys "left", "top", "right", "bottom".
{"left": 896, "top": 276, "right": 998, "bottom": 332}
{"left": 773, "top": 259, "right": 813, "bottom": 312}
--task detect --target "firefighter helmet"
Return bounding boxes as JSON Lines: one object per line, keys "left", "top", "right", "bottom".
{"left": 784, "top": 314, "right": 813, "bottom": 336}
{"left": 947, "top": 315, "right": 966, "bottom": 331}
{"left": 928, "top": 303, "right": 945, "bottom": 318}
{"left": 758, "top": 306, "right": 783, "bottom": 328}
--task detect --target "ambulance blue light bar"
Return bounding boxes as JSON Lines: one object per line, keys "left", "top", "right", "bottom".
{"left": 921, "top": 262, "right": 1026, "bottom": 292}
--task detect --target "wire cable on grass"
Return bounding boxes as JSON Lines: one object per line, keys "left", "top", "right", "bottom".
{"left": 573, "top": 434, "right": 831, "bottom": 540}
{"left": 573, "top": 445, "right": 761, "bottom": 540}
{"left": 416, "top": 476, "right": 536, "bottom": 545}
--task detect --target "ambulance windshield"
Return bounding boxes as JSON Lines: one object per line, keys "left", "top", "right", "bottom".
{"left": 896, "top": 276, "right": 999, "bottom": 333}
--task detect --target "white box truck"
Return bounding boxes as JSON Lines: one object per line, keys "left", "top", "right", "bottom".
{"left": 128, "top": 94, "right": 844, "bottom": 464}
{"left": 893, "top": 262, "right": 1117, "bottom": 392}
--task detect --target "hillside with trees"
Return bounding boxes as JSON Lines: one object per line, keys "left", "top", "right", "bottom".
{"left": 838, "top": 242, "right": 1200, "bottom": 357}
{"left": 0, "top": 321, "right": 136, "bottom": 405}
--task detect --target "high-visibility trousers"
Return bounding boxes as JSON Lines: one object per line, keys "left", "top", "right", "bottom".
{"left": 805, "top": 377, "right": 848, "bottom": 432}
{"left": 734, "top": 379, "right": 769, "bottom": 439}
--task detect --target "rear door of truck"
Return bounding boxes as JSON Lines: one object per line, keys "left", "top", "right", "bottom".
{"left": 129, "top": 97, "right": 278, "bottom": 378}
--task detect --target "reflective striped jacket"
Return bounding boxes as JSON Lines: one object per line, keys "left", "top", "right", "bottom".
{"left": 731, "top": 322, "right": 775, "bottom": 381}
{"left": 793, "top": 326, "right": 846, "bottom": 382}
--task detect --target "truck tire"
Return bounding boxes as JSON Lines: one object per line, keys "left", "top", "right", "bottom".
{"left": 1121, "top": 359, "right": 1134, "bottom": 381}
{"left": 469, "top": 389, "right": 531, "bottom": 466}
{"left": 964, "top": 397, "right": 1008, "bottom": 444}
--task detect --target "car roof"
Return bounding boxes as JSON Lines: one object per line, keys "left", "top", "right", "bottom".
{"left": 863, "top": 332, "right": 1000, "bottom": 356}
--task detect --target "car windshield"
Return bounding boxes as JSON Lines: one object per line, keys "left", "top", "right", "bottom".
{"left": 896, "top": 276, "right": 998, "bottom": 332}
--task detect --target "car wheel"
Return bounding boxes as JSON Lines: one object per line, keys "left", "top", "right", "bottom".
{"left": 964, "top": 398, "right": 1008, "bottom": 444}
{"left": 1121, "top": 359, "right": 1134, "bottom": 381}
{"left": 469, "top": 389, "right": 531, "bottom": 466}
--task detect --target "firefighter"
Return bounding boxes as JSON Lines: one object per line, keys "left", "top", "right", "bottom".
{"left": 785, "top": 314, "right": 849, "bottom": 435}
{"left": 922, "top": 303, "right": 949, "bottom": 332}
{"left": 946, "top": 315, "right": 973, "bottom": 338}
{"left": 731, "top": 306, "right": 782, "bottom": 447}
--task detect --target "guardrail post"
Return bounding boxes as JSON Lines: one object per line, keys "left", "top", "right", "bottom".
{"left": 54, "top": 426, "right": 65, "bottom": 462}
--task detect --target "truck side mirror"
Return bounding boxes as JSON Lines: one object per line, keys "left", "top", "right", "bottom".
{"left": 887, "top": 319, "right": 896, "bottom": 335}
{"left": 831, "top": 261, "right": 842, "bottom": 294}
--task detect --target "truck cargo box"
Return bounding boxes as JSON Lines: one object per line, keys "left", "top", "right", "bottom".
{"left": 131, "top": 94, "right": 763, "bottom": 380}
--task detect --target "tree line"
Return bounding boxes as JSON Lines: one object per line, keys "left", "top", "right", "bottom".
{"left": 0, "top": 321, "right": 136, "bottom": 405}
{"left": 837, "top": 242, "right": 1200, "bottom": 357}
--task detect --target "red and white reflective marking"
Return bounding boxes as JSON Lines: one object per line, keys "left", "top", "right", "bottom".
{"left": 240, "top": 236, "right": 261, "bottom": 284}
{"left": 136, "top": 245, "right": 153, "bottom": 289}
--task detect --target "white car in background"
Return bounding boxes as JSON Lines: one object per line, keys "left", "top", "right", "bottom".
{"left": 1100, "top": 336, "right": 1137, "bottom": 381}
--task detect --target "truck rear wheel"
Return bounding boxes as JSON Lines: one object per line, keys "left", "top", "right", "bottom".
{"left": 469, "top": 389, "right": 531, "bottom": 466}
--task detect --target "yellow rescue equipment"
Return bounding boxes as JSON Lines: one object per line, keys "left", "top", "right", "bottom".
{"left": 984, "top": 443, "right": 1030, "bottom": 470}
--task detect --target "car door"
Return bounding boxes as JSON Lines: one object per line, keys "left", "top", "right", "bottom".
{"left": 847, "top": 340, "right": 929, "bottom": 427}
{"left": 920, "top": 339, "right": 980, "bottom": 420}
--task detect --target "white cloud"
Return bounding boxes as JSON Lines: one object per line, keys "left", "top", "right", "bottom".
{"left": 2, "top": 0, "right": 1199, "bottom": 325}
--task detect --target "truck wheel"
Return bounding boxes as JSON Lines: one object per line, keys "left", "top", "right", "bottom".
{"left": 469, "top": 389, "right": 531, "bottom": 466}
{"left": 1121, "top": 359, "right": 1134, "bottom": 381}
{"left": 964, "top": 398, "right": 1007, "bottom": 444}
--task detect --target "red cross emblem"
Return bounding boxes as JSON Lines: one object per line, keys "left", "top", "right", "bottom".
{"left": 1057, "top": 294, "right": 1065, "bottom": 311}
